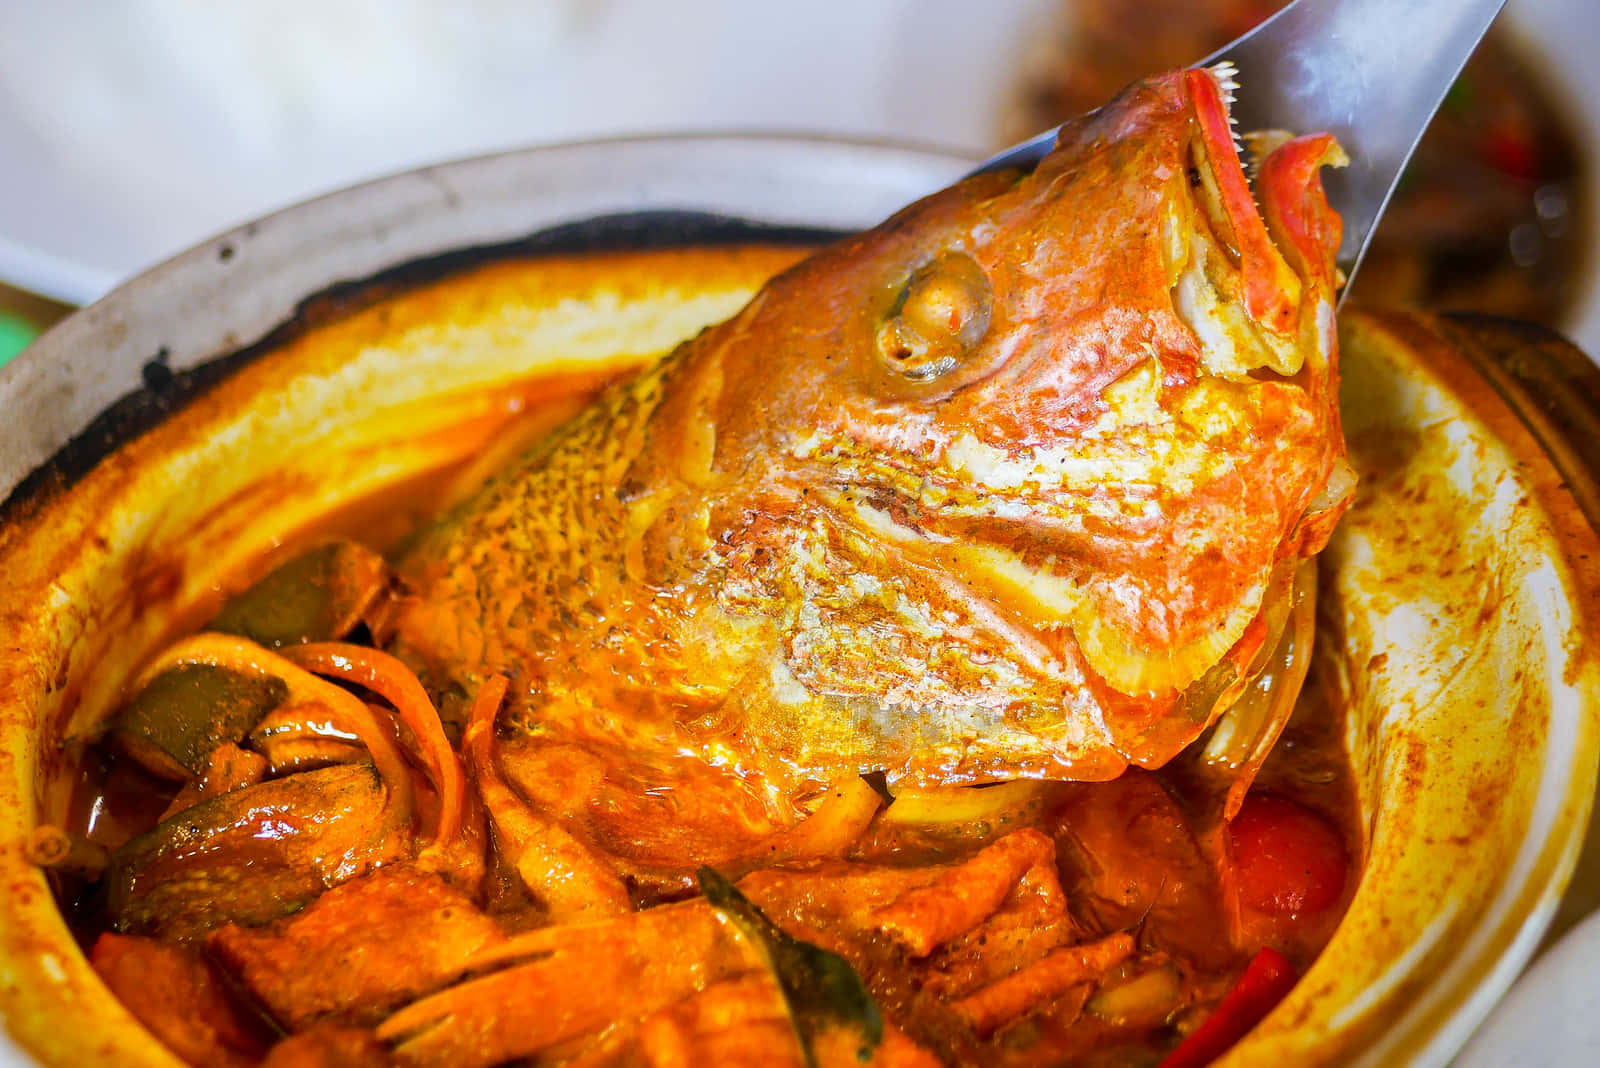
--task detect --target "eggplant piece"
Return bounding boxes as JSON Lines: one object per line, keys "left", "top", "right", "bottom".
{"left": 106, "top": 763, "right": 410, "bottom": 942}
{"left": 113, "top": 663, "right": 288, "bottom": 780}
{"left": 209, "top": 540, "right": 390, "bottom": 650}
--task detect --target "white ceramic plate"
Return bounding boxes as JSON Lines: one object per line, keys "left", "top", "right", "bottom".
{"left": 1455, "top": 907, "right": 1600, "bottom": 1067}
{"left": 0, "top": 0, "right": 1051, "bottom": 302}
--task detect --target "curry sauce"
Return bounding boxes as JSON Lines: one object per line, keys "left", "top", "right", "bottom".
{"left": 36, "top": 317, "right": 1363, "bottom": 1065}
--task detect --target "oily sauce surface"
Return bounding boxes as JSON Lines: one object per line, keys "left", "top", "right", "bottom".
{"left": 45, "top": 364, "right": 1362, "bottom": 1068}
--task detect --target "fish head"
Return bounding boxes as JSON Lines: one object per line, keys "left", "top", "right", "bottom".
{"left": 669, "top": 66, "right": 1354, "bottom": 779}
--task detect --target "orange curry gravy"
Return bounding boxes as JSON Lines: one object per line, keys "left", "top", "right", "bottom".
{"left": 43, "top": 364, "right": 1361, "bottom": 1068}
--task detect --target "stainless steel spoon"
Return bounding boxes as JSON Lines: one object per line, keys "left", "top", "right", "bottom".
{"left": 975, "top": 0, "right": 1508, "bottom": 294}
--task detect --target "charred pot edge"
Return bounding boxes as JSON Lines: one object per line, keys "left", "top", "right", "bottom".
{"left": 0, "top": 211, "right": 843, "bottom": 529}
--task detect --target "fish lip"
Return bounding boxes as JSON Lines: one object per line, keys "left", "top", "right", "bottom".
{"left": 1192, "top": 60, "right": 1348, "bottom": 284}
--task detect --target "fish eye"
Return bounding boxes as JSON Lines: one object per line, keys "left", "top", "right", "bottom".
{"left": 877, "top": 251, "right": 993, "bottom": 382}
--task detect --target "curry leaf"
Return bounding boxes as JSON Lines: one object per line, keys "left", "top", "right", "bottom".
{"left": 698, "top": 866, "right": 883, "bottom": 1066}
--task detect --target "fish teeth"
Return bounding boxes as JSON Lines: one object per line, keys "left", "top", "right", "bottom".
{"left": 1207, "top": 61, "right": 1243, "bottom": 153}
{"left": 1211, "top": 60, "right": 1240, "bottom": 99}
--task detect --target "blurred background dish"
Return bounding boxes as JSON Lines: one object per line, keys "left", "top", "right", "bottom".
{"left": 0, "top": 0, "right": 1595, "bottom": 356}
{"left": 0, "top": 0, "right": 1040, "bottom": 304}
{"left": 1008, "top": 0, "right": 1590, "bottom": 331}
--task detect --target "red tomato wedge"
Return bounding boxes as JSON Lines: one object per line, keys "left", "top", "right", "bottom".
{"left": 1230, "top": 794, "right": 1348, "bottom": 915}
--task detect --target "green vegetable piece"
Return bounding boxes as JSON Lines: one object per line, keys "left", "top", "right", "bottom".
{"left": 698, "top": 866, "right": 883, "bottom": 1066}
{"left": 209, "top": 541, "right": 389, "bottom": 649}
{"left": 115, "top": 664, "right": 288, "bottom": 780}
{"left": 0, "top": 310, "right": 38, "bottom": 367}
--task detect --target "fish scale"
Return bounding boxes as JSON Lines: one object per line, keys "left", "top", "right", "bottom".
{"left": 384, "top": 67, "right": 1352, "bottom": 869}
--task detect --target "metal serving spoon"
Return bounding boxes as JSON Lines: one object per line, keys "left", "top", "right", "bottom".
{"left": 976, "top": 0, "right": 1508, "bottom": 295}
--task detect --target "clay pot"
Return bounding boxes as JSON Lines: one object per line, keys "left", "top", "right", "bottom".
{"left": 1, "top": 138, "right": 1597, "bottom": 1066}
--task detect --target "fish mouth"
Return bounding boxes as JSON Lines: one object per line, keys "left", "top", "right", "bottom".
{"left": 1172, "top": 65, "right": 1348, "bottom": 377}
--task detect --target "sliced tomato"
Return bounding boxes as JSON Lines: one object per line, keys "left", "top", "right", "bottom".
{"left": 1229, "top": 794, "right": 1347, "bottom": 916}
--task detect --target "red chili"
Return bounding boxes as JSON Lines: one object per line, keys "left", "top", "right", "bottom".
{"left": 1159, "top": 947, "right": 1298, "bottom": 1068}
